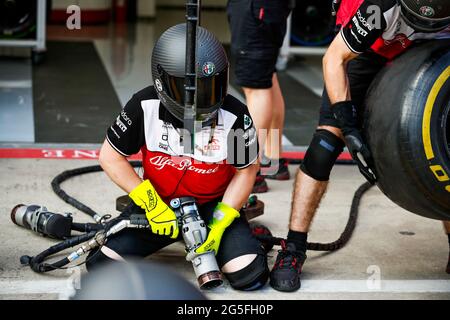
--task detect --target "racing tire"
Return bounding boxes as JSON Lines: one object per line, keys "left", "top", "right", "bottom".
{"left": 0, "top": 0, "right": 37, "bottom": 39}
{"left": 364, "top": 40, "right": 450, "bottom": 220}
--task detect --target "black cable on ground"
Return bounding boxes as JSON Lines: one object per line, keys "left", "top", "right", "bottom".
{"left": 50, "top": 160, "right": 373, "bottom": 253}
{"left": 307, "top": 181, "right": 372, "bottom": 251}
{"left": 254, "top": 181, "right": 373, "bottom": 251}
{"left": 21, "top": 162, "right": 144, "bottom": 272}
{"left": 51, "top": 161, "right": 142, "bottom": 221}
{"left": 71, "top": 222, "right": 103, "bottom": 233}
{"left": 21, "top": 231, "right": 97, "bottom": 272}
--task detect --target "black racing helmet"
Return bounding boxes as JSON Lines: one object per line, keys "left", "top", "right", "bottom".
{"left": 399, "top": 0, "right": 450, "bottom": 32}
{"left": 151, "top": 23, "right": 229, "bottom": 124}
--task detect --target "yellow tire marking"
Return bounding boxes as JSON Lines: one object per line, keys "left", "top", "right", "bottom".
{"left": 422, "top": 66, "right": 450, "bottom": 160}
{"left": 430, "top": 165, "right": 450, "bottom": 182}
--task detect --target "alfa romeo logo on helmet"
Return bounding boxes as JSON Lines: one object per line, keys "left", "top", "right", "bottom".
{"left": 155, "top": 79, "right": 163, "bottom": 92}
{"left": 419, "top": 6, "right": 435, "bottom": 18}
{"left": 202, "top": 62, "right": 215, "bottom": 76}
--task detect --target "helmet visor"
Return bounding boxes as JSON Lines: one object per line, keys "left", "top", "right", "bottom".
{"left": 158, "top": 66, "right": 228, "bottom": 120}
{"left": 196, "top": 69, "right": 228, "bottom": 113}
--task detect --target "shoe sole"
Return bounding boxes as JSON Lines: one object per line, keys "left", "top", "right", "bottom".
{"left": 269, "top": 279, "right": 301, "bottom": 292}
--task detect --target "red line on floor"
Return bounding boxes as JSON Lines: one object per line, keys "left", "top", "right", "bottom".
{"left": 0, "top": 148, "right": 353, "bottom": 161}
{"left": 0, "top": 148, "right": 140, "bottom": 160}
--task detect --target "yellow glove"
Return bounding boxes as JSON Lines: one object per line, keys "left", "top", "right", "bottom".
{"left": 129, "top": 180, "right": 179, "bottom": 239}
{"left": 195, "top": 202, "right": 240, "bottom": 255}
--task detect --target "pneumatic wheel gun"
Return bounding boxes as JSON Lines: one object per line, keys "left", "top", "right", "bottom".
{"left": 169, "top": 197, "right": 223, "bottom": 289}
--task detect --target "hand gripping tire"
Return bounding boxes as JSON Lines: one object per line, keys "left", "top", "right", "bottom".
{"left": 364, "top": 40, "right": 450, "bottom": 220}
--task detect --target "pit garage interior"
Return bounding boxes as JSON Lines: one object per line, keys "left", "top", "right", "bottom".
{"left": 0, "top": 0, "right": 450, "bottom": 300}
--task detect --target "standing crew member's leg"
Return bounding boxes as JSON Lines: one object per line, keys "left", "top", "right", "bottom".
{"left": 243, "top": 85, "right": 275, "bottom": 158}
{"left": 227, "top": 0, "right": 291, "bottom": 192}
{"left": 265, "top": 73, "right": 286, "bottom": 161}
{"left": 270, "top": 53, "right": 388, "bottom": 292}
{"left": 262, "top": 73, "right": 290, "bottom": 180}
{"left": 290, "top": 125, "right": 344, "bottom": 234}
{"left": 243, "top": 73, "right": 286, "bottom": 166}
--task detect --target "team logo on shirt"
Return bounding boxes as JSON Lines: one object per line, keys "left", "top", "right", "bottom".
{"left": 244, "top": 114, "right": 252, "bottom": 130}
{"left": 202, "top": 62, "right": 215, "bottom": 76}
{"left": 149, "top": 155, "right": 219, "bottom": 174}
{"left": 419, "top": 6, "right": 435, "bottom": 18}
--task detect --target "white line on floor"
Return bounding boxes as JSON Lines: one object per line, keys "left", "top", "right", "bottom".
{"left": 299, "top": 280, "right": 450, "bottom": 293}
{"left": 0, "top": 279, "right": 449, "bottom": 297}
{"left": 0, "top": 80, "right": 32, "bottom": 89}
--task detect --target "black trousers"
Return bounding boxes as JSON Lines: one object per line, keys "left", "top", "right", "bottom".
{"left": 227, "top": 0, "right": 291, "bottom": 88}
{"left": 87, "top": 200, "right": 265, "bottom": 269}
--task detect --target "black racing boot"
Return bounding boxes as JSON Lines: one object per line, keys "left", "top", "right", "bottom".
{"left": 252, "top": 171, "right": 269, "bottom": 193}
{"left": 261, "top": 158, "right": 290, "bottom": 180}
{"left": 269, "top": 240, "right": 306, "bottom": 292}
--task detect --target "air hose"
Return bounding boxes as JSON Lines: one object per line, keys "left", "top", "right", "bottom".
{"left": 51, "top": 161, "right": 142, "bottom": 222}
{"left": 21, "top": 231, "right": 98, "bottom": 272}
{"left": 254, "top": 181, "right": 373, "bottom": 251}
{"left": 50, "top": 161, "right": 373, "bottom": 252}
{"left": 21, "top": 160, "right": 372, "bottom": 272}
{"left": 18, "top": 162, "right": 143, "bottom": 272}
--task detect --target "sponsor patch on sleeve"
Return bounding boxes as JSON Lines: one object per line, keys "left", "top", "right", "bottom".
{"left": 341, "top": 2, "right": 385, "bottom": 54}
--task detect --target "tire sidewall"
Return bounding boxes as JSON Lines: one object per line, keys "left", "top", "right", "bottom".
{"left": 403, "top": 50, "right": 450, "bottom": 212}
{"left": 364, "top": 40, "right": 450, "bottom": 220}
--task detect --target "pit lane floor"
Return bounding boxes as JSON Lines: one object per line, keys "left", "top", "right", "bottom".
{"left": 1, "top": 159, "right": 449, "bottom": 300}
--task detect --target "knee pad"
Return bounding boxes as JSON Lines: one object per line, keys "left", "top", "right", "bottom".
{"left": 300, "top": 129, "right": 344, "bottom": 181}
{"left": 85, "top": 248, "right": 115, "bottom": 272}
{"left": 224, "top": 254, "right": 269, "bottom": 291}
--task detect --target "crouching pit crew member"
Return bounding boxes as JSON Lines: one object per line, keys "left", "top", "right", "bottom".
{"left": 270, "top": 0, "right": 450, "bottom": 292}
{"left": 87, "top": 24, "right": 269, "bottom": 291}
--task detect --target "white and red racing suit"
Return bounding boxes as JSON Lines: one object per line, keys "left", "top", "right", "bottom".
{"left": 106, "top": 86, "right": 258, "bottom": 205}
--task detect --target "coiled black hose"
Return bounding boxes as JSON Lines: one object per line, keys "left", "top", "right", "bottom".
{"left": 21, "top": 231, "right": 97, "bottom": 272}
{"left": 51, "top": 161, "right": 142, "bottom": 221}
{"left": 22, "top": 160, "right": 372, "bottom": 273}
{"left": 21, "top": 162, "right": 143, "bottom": 272}
{"left": 307, "top": 181, "right": 372, "bottom": 251}
{"left": 50, "top": 160, "right": 373, "bottom": 252}
{"left": 255, "top": 181, "right": 373, "bottom": 251}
